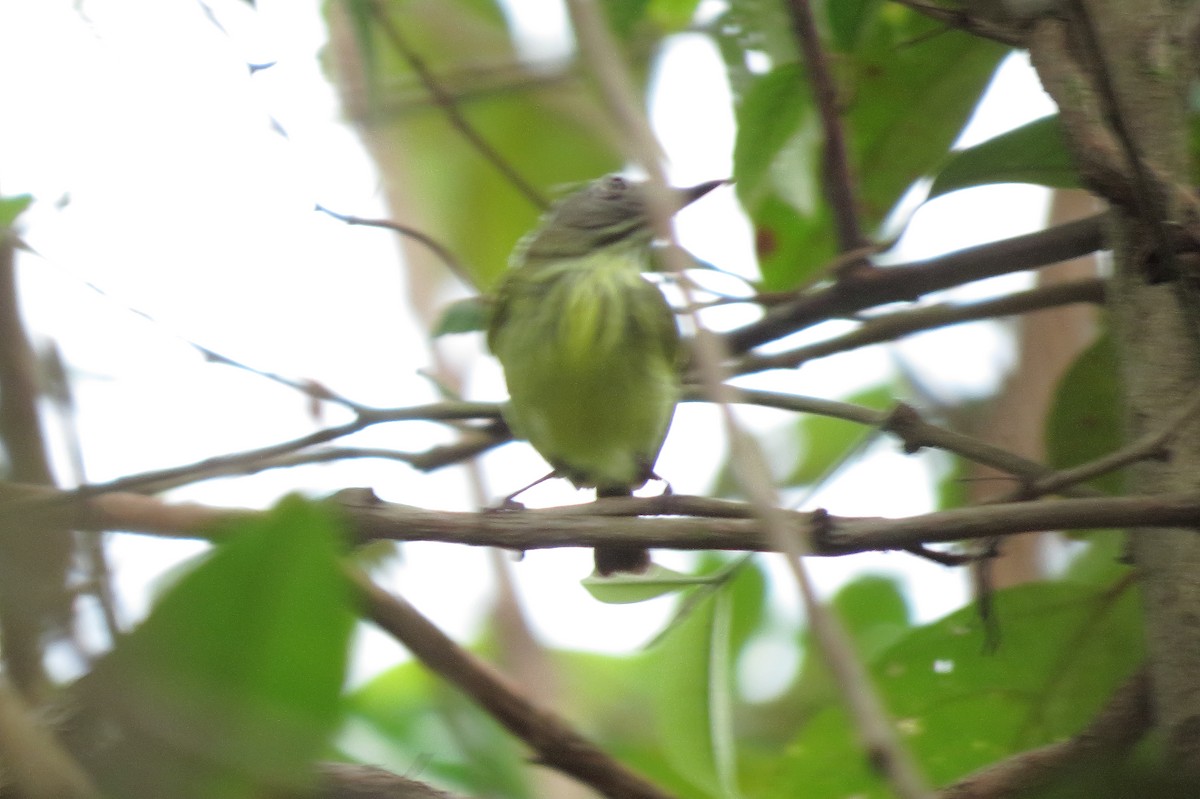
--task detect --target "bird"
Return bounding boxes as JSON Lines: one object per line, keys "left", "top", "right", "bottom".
{"left": 487, "top": 174, "right": 723, "bottom": 575}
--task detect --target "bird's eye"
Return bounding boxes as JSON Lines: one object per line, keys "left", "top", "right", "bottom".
{"left": 606, "top": 175, "right": 627, "bottom": 191}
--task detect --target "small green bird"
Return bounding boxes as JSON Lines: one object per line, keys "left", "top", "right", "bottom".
{"left": 488, "top": 174, "right": 722, "bottom": 575}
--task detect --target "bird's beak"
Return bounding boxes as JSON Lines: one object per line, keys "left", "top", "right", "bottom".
{"left": 677, "top": 179, "right": 728, "bottom": 208}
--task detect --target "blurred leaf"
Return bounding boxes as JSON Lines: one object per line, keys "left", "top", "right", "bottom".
{"left": 733, "top": 64, "right": 808, "bottom": 208}
{"left": 1046, "top": 333, "right": 1125, "bottom": 495}
{"left": 848, "top": 14, "right": 1008, "bottom": 226}
{"left": 929, "top": 114, "right": 1079, "bottom": 199}
{"left": 646, "top": 556, "right": 768, "bottom": 650}
{"left": 934, "top": 452, "right": 970, "bottom": 510}
{"left": 344, "top": 661, "right": 531, "bottom": 798}
{"left": 786, "top": 574, "right": 912, "bottom": 718}
{"left": 648, "top": 0, "right": 703, "bottom": 30}
{"left": 826, "top": 0, "right": 882, "bottom": 52}
{"left": 0, "top": 193, "right": 33, "bottom": 230}
{"left": 784, "top": 384, "right": 893, "bottom": 487}
{"left": 583, "top": 563, "right": 713, "bottom": 604}
{"left": 650, "top": 587, "right": 740, "bottom": 797}
{"left": 1061, "top": 530, "right": 1128, "bottom": 585}
{"left": 432, "top": 295, "right": 491, "bottom": 336}
{"left": 604, "top": 0, "right": 650, "bottom": 38}
{"left": 82, "top": 496, "right": 354, "bottom": 798}
{"left": 749, "top": 194, "right": 834, "bottom": 292}
{"left": 711, "top": 0, "right": 797, "bottom": 99}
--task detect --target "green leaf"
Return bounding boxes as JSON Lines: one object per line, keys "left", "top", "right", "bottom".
{"left": 648, "top": 0, "right": 703, "bottom": 29}
{"left": 344, "top": 661, "right": 531, "bottom": 798}
{"left": 929, "top": 114, "right": 1079, "bottom": 199}
{"left": 881, "top": 579, "right": 1142, "bottom": 784}
{"left": 1045, "top": 332, "right": 1125, "bottom": 495}
{"left": 432, "top": 295, "right": 491, "bottom": 336}
{"left": 785, "top": 574, "right": 912, "bottom": 719}
{"left": 750, "top": 194, "right": 835, "bottom": 292}
{"left": 784, "top": 384, "right": 892, "bottom": 486}
{"left": 848, "top": 15, "right": 1008, "bottom": 226}
{"left": 649, "top": 587, "right": 741, "bottom": 798}
{"left": 772, "top": 578, "right": 1142, "bottom": 796}
{"left": 82, "top": 496, "right": 354, "bottom": 797}
{"left": 733, "top": 64, "right": 808, "bottom": 208}
{"left": 826, "top": 0, "right": 882, "bottom": 52}
{"left": 0, "top": 194, "right": 33, "bottom": 231}
{"left": 583, "top": 563, "right": 714, "bottom": 604}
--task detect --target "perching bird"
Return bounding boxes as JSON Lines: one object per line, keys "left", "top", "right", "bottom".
{"left": 487, "top": 174, "right": 722, "bottom": 575}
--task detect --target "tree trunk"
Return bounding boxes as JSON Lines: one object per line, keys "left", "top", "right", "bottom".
{"left": 1052, "top": 0, "right": 1200, "bottom": 774}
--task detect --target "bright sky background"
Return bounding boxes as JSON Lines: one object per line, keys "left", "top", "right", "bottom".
{"left": 1, "top": 0, "right": 1055, "bottom": 691}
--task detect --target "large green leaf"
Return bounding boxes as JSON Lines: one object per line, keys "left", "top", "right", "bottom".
{"left": 1045, "top": 332, "right": 1125, "bottom": 495}
{"left": 765, "top": 578, "right": 1142, "bottom": 797}
{"left": 81, "top": 496, "right": 354, "bottom": 798}
{"left": 733, "top": 64, "right": 809, "bottom": 208}
{"left": 650, "top": 587, "right": 740, "bottom": 798}
{"left": 929, "top": 114, "right": 1079, "bottom": 198}
{"left": 638, "top": 558, "right": 766, "bottom": 798}
{"left": 847, "top": 13, "right": 1008, "bottom": 226}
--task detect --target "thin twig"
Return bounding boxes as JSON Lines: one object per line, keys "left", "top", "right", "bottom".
{"left": 316, "top": 204, "right": 475, "bottom": 289}
{"left": 351, "top": 571, "right": 679, "bottom": 799}
{"left": 783, "top": 0, "right": 865, "bottom": 252}
{"left": 1014, "top": 381, "right": 1200, "bottom": 499}
{"left": 365, "top": 0, "right": 547, "bottom": 210}
{"left": 62, "top": 400, "right": 500, "bottom": 498}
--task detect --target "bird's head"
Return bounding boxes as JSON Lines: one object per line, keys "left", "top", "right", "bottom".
{"left": 521, "top": 174, "right": 725, "bottom": 260}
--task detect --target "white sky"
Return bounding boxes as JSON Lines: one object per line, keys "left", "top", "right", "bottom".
{"left": 1, "top": 0, "right": 1055, "bottom": 691}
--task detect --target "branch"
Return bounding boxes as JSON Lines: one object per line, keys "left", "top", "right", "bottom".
{"left": 351, "top": 571, "right": 679, "bottom": 799}
{"left": 1009, "top": 382, "right": 1200, "bottom": 500}
{"left": 19, "top": 483, "right": 1200, "bottom": 568}
{"left": 783, "top": 0, "right": 865, "bottom": 252}
{"left": 727, "top": 212, "right": 1109, "bottom": 353}
{"left": 312, "top": 764, "right": 471, "bottom": 799}
{"left": 0, "top": 225, "right": 72, "bottom": 696}
{"left": 939, "top": 667, "right": 1151, "bottom": 798}
{"left": 0, "top": 677, "right": 99, "bottom": 798}
{"left": 735, "top": 278, "right": 1106, "bottom": 374}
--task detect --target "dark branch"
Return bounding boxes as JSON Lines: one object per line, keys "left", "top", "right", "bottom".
{"left": 736, "top": 278, "right": 1106, "bottom": 374}
{"left": 727, "top": 212, "right": 1108, "bottom": 353}
{"left": 783, "top": 0, "right": 865, "bottom": 252}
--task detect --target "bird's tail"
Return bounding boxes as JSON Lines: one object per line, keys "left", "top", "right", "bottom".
{"left": 594, "top": 486, "right": 650, "bottom": 575}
